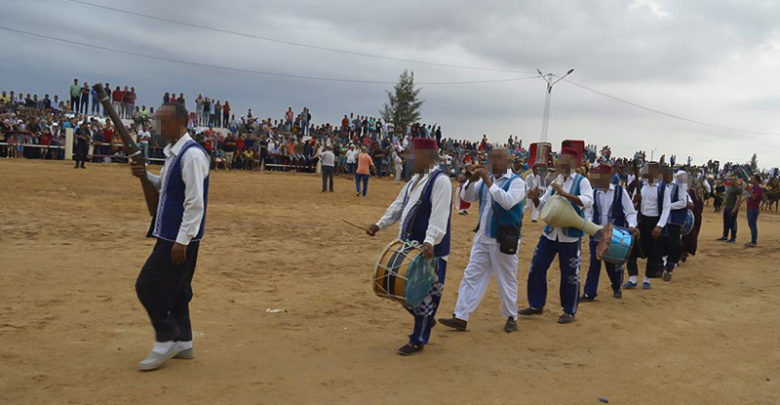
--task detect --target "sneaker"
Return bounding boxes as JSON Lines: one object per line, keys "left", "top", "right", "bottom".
{"left": 662, "top": 271, "right": 672, "bottom": 282}
{"left": 623, "top": 281, "right": 637, "bottom": 289}
{"left": 642, "top": 281, "right": 652, "bottom": 289}
{"left": 504, "top": 317, "right": 517, "bottom": 333}
{"left": 558, "top": 313, "right": 576, "bottom": 324}
{"left": 438, "top": 316, "right": 467, "bottom": 331}
{"left": 727, "top": 239, "right": 736, "bottom": 243}
{"left": 580, "top": 294, "right": 596, "bottom": 302}
{"left": 716, "top": 237, "right": 727, "bottom": 241}
{"left": 613, "top": 289, "right": 622, "bottom": 299}
{"left": 744, "top": 242, "right": 756, "bottom": 248}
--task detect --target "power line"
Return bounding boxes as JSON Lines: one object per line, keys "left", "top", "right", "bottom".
{"left": 65, "top": 0, "right": 535, "bottom": 75}
{"left": 0, "top": 26, "right": 538, "bottom": 85}
{"left": 563, "top": 78, "right": 780, "bottom": 136}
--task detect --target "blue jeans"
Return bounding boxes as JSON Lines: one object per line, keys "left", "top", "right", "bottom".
{"left": 355, "top": 173, "right": 369, "bottom": 196}
{"left": 747, "top": 210, "right": 759, "bottom": 244}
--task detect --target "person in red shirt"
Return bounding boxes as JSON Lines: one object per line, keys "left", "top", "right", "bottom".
{"left": 222, "top": 102, "right": 230, "bottom": 126}
{"left": 112, "top": 86, "right": 123, "bottom": 115}
{"left": 236, "top": 133, "right": 245, "bottom": 153}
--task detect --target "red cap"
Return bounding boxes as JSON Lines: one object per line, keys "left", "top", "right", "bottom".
{"left": 561, "top": 146, "right": 579, "bottom": 157}
{"left": 413, "top": 138, "right": 437, "bottom": 150}
{"left": 591, "top": 164, "right": 613, "bottom": 174}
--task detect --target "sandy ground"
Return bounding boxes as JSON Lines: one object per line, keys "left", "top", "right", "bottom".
{"left": 0, "top": 159, "right": 779, "bottom": 405}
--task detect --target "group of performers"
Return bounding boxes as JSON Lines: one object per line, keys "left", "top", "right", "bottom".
{"left": 368, "top": 139, "right": 698, "bottom": 356}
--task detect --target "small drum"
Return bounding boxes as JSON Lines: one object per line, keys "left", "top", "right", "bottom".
{"left": 373, "top": 239, "right": 436, "bottom": 310}
{"left": 681, "top": 209, "right": 695, "bottom": 235}
{"left": 595, "top": 223, "right": 634, "bottom": 266}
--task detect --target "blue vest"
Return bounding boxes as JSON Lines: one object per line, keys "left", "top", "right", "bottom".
{"left": 668, "top": 184, "right": 686, "bottom": 225}
{"left": 150, "top": 140, "right": 210, "bottom": 242}
{"left": 400, "top": 170, "right": 451, "bottom": 257}
{"left": 476, "top": 174, "right": 525, "bottom": 238}
{"left": 592, "top": 186, "right": 627, "bottom": 228}
{"left": 544, "top": 174, "right": 585, "bottom": 238}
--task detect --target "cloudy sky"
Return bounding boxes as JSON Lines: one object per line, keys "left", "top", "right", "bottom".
{"left": 2, "top": 0, "right": 779, "bottom": 167}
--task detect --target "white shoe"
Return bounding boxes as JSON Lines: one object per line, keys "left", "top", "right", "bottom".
{"left": 138, "top": 344, "right": 179, "bottom": 371}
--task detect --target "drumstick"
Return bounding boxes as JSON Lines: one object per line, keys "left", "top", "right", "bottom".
{"left": 343, "top": 219, "right": 370, "bottom": 233}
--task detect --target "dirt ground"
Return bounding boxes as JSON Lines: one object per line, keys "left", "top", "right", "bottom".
{"left": 1, "top": 159, "right": 778, "bottom": 405}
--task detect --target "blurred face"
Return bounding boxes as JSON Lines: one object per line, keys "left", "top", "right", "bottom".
{"left": 489, "top": 148, "right": 510, "bottom": 175}
{"left": 662, "top": 168, "right": 674, "bottom": 183}
{"left": 641, "top": 164, "right": 662, "bottom": 185}
{"left": 413, "top": 149, "right": 435, "bottom": 173}
{"left": 591, "top": 170, "right": 613, "bottom": 190}
{"left": 154, "top": 105, "right": 184, "bottom": 141}
{"left": 556, "top": 153, "right": 577, "bottom": 176}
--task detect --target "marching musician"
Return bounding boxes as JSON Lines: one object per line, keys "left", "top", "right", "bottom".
{"left": 661, "top": 169, "right": 690, "bottom": 281}
{"left": 520, "top": 145, "right": 593, "bottom": 324}
{"left": 624, "top": 162, "right": 671, "bottom": 290}
{"left": 439, "top": 148, "right": 526, "bottom": 333}
{"left": 130, "top": 103, "right": 210, "bottom": 371}
{"left": 524, "top": 164, "right": 543, "bottom": 222}
{"left": 366, "top": 138, "right": 452, "bottom": 356}
{"left": 581, "top": 164, "right": 637, "bottom": 301}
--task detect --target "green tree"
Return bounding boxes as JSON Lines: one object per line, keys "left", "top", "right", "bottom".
{"left": 381, "top": 70, "right": 423, "bottom": 135}
{"left": 750, "top": 153, "right": 758, "bottom": 170}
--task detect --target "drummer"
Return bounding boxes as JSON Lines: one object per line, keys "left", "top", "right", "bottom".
{"left": 521, "top": 145, "right": 593, "bottom": 324}
{"left": 366, "top": 138, "right": 452, "bottom": 356}
{"left": 581, "top": 164, "right": 637, "bottom": 301}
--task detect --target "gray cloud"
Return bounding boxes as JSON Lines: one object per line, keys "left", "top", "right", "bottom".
{"left": 1, "top": 0, "right": 779, "bottom": 167}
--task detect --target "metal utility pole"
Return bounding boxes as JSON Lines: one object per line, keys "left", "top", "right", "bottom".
{"left": 536, "top": 68, "right": 574, "bottom": 142}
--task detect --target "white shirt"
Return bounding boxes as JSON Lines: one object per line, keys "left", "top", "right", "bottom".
{"left": 146, "top": 133, "right": 211, "bottom": 245}
{"left": 638, "top": 182, "right": 672, "bottom": 228}
{"left": 537, "top": 173, "right": 594, "bottom": 243}
{"left": 138, "top": 130, "right": 151, "bottom": 142}
{"left": 461, "top": 169, "right": 526, "bottom": 245}
{"left": 525, "top": 173, "right": 542, "bottom": 191}
{"left": 346, "top": 149, "right": 359, "bottom": 164}
{"left": 668, "top": 183, "right": 690, "bottom": 210}
{"left": 376, "top": 168, "right": 452, "bottom": 253}
{"left": 585, "top": 184, "right": 638, "bottom": 228}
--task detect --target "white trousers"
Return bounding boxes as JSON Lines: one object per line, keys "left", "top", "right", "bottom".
{"left": 526, "top": 198, "right": 540, "bottom": 221}
{"left": 453, "top": 241, "right": 519, "bottom": 321}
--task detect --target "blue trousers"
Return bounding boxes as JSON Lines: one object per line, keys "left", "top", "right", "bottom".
{"left": 583, "top": 238, "right": 623, "bottom": 298}
{"left": 355, "top": 173, "right": 369, "bottom": 196}
{"left": 527, "top": 236, "right": 581, "bottom": 315}
{"left": 407, "top": 258, "right": 446, "bottom": 346}
{"left": 747, "top": 210, "right": 759, "bottom": 244}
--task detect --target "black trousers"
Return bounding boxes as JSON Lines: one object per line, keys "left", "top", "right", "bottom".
{"left": 322, "top": 165, "right": 334, "bottom": 191}
{"left": 627, "top": 215, "right": 663, "bottom": 278}
{"left": 74, "top": 141, "right": 88, "bottom": 167}
{"left": 663, "top": 224, "right": 681, "bottom": 271}
{"left": 722, "top": 209, "right": 738, "bottom": 240}
{"left": 135, "top": 239, "right": 199, "bottom": 342}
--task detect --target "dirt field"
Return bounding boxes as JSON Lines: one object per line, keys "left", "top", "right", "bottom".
{"left": 1, "top": 159, "right": 778, "bottom": 405}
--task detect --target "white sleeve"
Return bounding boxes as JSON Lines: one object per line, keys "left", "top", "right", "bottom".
{"left": 176, "top": 149, "right": 210, "bottom": 245}
{"left": 657, "top": 186, "right": 673, "bottom": 228}
{"left": 376, "top": 182, "right": 410, "bottom": 229}
{"left": 576, "top": 177, "right": 594, "bottom": 210}
{"left": 424, "top": 175, "right": 453, "bottom": 246}
{"left": 536, "top": 184, "right": 554, "bottom": 210}
{"left": 460, "top": 178, "right": 483, "bottom": 203}
{"left": 669, "top": 185, "right": 688, "bottom": 210}
{"left": 146, "top": 170, "right": 162, "bottom": 190}
{"left": 488, "top": 178, "right": 526, "bottom": 210}
{"left": 621, "top": 188, "right": 638, "bottom": 228}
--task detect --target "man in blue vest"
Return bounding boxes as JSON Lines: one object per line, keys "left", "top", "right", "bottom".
{"left": 129, "top": 103, "right": 210, "bottom": 371}
{"left": 661, "top": 169, "right": 690, "bottom": 281}
{"left": 581, "top": 164, "right": 637, "bottom": 300}
{"left": 520, "top": 146, "right": 593, "bottom": 324}
{"left": 367, "top": 138, "right": 452, "bottom": 356}
{"left": 439, "top": 148, "right": 526, "bottom": 333}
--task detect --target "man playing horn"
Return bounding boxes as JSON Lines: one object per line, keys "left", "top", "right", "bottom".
{"left": 520, "top": 145, "right": 593, "bottom": 324}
